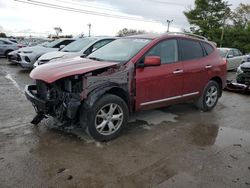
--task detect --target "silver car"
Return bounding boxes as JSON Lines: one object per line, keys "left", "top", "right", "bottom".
{"left": 218, "top": 48, "right": 247, "bottom": 70}
{"left": 34, "top": 37, "right": 116, "bottom": 68}
{"left": 16, "top": 38, "right": 75, "bottom": 69}
{"left": 0, "top": 38, "right": 23, "bottom": 57}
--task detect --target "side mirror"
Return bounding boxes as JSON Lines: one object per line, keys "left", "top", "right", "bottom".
{"left": 227, "top": 54, "right": 233, "bottom": 58}
{"left": 144, "top": 56, "right": 161, "bottom": 66}
{"left": 59, "top": 45, "right": 65, "bottom": 50}
{"left": 80, "top": 54, "right": 87, "bottom": 58}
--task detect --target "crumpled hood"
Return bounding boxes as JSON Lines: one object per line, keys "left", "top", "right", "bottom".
{"left": 240, "top": 62, "right": 250, "bottom": 69}
{"left": 30, "top": 56, "right": 118, "bottom": 83}
{"left": 38, "top": 51, "right": 75, "bottom": 61}
{"left": 19, "top": 45, "right": 57, "bottom": 55}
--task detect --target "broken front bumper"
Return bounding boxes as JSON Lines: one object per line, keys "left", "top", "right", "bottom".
{"left": 25, "top": 85, "right": 81, "bottom": 123}
{"left": 25, "top": 85, "right": 54, "bottom": 113}
{"left": 236, "top": 72, "right": 250, "bottom": 85}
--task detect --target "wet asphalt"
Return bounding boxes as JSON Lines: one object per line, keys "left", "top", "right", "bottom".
{"left": 0, "top": 58, "right": 250, "bottom": 188}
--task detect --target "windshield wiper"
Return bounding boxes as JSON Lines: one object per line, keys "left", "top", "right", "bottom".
{"left": 88, "top": 57, "right": 103, "bottom": 61}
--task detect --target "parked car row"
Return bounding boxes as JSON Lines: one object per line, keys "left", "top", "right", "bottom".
{"left": 7, "top": 37, "right": 117, "bottom": 69}
{"left": 8, "top": 38, "right": 75, "bottom": 68}
{"left": 24, "top": 33, "right": 227, "bottom": 141}
{"left": 217, "top": 47, "right": 248, "bottom": 70}
{"left": 217, "top": 48, "right": 250, "bottom": 85}
{"left": 0, "top": 38, "right": 25, "bottom": 57}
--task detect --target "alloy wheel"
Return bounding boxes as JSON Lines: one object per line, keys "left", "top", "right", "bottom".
{"left": 205, "top": 86, "right": 218, "bottom": 107}
{"left": 95, "top": 103, "right": 124, "bottom": 136}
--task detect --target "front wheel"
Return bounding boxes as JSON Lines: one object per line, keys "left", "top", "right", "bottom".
{"left": 84, "top": 94, "right": 129, "bottom": 141}
{"left": 195, "top": 81, "right": 220, "bottom": 112}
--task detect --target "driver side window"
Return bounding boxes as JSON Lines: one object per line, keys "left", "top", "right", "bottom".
{"left": 146, "top": 39, "right": 178, "bottom": 64}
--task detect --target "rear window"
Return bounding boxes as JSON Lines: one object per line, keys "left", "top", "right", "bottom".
{"left": 179, "top": 39, "right": 204, "bottom": 61}
{"left": 202, "top": 42, "right": 214, "bottom": 55}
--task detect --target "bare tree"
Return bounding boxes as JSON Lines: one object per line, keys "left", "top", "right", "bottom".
{"left": 54, "top": 27, "right": 62, "bottom": 37}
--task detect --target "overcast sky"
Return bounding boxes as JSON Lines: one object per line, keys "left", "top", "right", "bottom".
{"left": 0, "top": 0, "right": 249, "bottom": 37}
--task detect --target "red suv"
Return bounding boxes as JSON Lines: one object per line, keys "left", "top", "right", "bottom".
{"left": 25, "top": 33, "right": 227, "bottom": 141}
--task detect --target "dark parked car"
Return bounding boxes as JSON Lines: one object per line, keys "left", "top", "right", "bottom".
{"left": 0, "top": 38, "right": 24, "bottom": 57}
{"left": 236, "top": 61, "right": 250, "bottom": 85}
{"left": 25, "top": 33, "right": 227, "bottom": 141}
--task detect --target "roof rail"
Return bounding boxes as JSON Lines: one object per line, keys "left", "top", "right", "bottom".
{"left": 167, "top": 32, "right": 208, "bottom": 41}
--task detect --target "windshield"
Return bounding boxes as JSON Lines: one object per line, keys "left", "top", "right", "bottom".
{"left": 218, "top": 49, "right": 228, "bottom": 57}
{"left": 61, "top": 38, "right": 97, "bottom": 52}
{"left": 43, "top": 39, "right": 62, "bottom": 48}
{"left": 88, "top": 38, "right": 151, "bottom": 62}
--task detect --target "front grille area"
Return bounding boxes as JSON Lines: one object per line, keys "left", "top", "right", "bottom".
{"left": 242, "top": 67, "right": 250, "bottom": 73}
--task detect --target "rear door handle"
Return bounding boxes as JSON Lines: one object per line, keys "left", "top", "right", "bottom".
{"left": 173, "top": 70, "right": 184, "bottom": 74}
{"left": 205, "top": 65, "right": 212, "bottom": 69}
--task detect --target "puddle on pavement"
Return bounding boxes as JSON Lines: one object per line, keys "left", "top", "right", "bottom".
{"left": 130, "top": 110, "right": 178, "bottom": 125}
{"left": 190, "top": 124, "right": 250, "bottom": 147}
{"left": 215, "top": 127, "right": 250, "bottom": 147}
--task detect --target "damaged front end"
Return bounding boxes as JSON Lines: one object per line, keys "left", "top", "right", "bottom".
{"left": 25, "top": 61, "right": 134, "bottom": 126}
{"left": 25, "top": 76, "right": 83, "bottom": 125}
{"left": 236, "top": 62, "right": 250, "bottom": 85}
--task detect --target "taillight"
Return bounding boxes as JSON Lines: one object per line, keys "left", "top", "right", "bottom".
{"left": 222, "top": 58, "right": 227, "bottom": 64}
{"left": 17, "top": 45, "right": 24, "bottom": 48}
{"left": 222, "top": 58, "right": 227, "bottom": 70}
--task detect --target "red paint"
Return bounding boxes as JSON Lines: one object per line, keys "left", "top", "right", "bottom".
{"left": 144, "top": 56, "right": 161, "bottom": 66}
{"left": 30, "top": 57, "right": 118, "bottom": 83}
{"left": 30, "top": 34, "right": 226, "bottom": 112}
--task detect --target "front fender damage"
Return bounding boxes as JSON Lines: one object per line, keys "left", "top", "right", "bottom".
{"left": 29, "top": 63, "right": 135, "bottom": 127}
{"left": 79, "top": 63, "right": 134, "bottom": 129}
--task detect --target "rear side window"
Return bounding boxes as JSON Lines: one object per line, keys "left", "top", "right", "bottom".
{"left": 202, "top": 42, "right": 214, "bottom": 55}
{"left": 54, "top": 40, "right": 74, "bottom": 48}
{"left": 0, "top": 40, "right": 10, "bottom": 45}
{"left": 233, "top": 49, "right": 242, "bottom": 56}
{"left": 93, "top": 39, "right": 114, "bottom": 50}
{"left": 146, "top": 39, "right": 178, "bottom": 64}
{"left": 179, "top": 39, "right": 204, "bottom": 61}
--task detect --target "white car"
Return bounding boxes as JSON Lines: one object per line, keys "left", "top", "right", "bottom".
{"left": 34, "top": 37, "right": 116, "bottom": 68}
{"left": 0, "top": 38, "right": 24, "bottom": 57}
{"left": 17, "top": 38, "right": 75, "bottom": 69}
{"left": 218, "top": 48, "right": 247, "bottom": 70}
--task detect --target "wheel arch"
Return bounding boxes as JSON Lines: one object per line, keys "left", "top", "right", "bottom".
{"left": 4, "top": 49, "right": 13, "bottom": 56}
{"left": 210, "top": 76, "right": 223, "bottom": 97}
{"left": 80, "top": 85, "right": 130, "bottom": 129}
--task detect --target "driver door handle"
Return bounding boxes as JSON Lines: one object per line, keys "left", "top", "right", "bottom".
{"left": 205, "top": 65, "right": 212, "bottom": 69}
{"left": 173, "top": 69, "right": 184, "bottom": 74}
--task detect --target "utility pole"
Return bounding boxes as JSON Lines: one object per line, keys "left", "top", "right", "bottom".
{"left": 166, "top": 19, "right": 173, "bottom": 32}
{"left": 87, "top": 23, "right": 91, "bottom": 37}
{"left": 220, "top": 4, "right": 232, "bottom": 47}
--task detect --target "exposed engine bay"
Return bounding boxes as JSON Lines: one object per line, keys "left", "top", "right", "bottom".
{"left": 25, "top": 64, "right": 134, "bottom": 126}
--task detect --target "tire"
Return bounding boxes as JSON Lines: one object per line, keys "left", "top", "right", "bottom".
{"left": 5, "top": 50, "right": 13, "bottom": 57}
{"left": 195, "top": 81, "right": 220, "bottom": 112}
{"left": 84, "top": 94, "right": 129, "bottom": 141}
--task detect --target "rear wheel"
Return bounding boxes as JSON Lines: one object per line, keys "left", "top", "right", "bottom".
{"left": 195, "top": 81, "right": 220, "bottom": 112}
{"left": 85, "top": 94, "right": 129, "bottom": 141}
